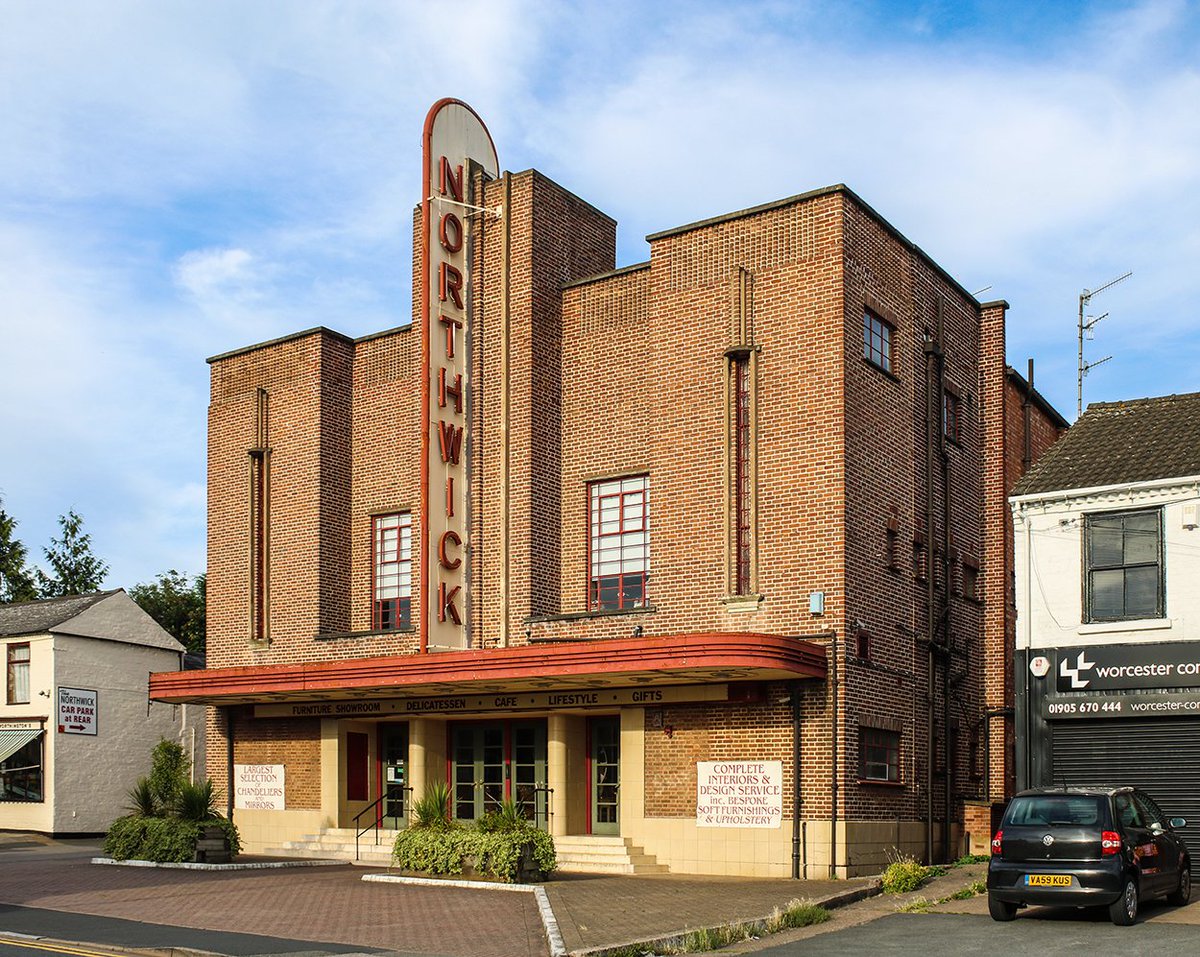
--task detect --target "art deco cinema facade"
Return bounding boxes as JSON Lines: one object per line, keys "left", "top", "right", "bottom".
{"left": 150, "top": 99, "right": 1059, "bottom": 877}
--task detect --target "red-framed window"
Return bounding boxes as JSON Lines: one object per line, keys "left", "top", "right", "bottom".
{"left": 863, "top": 309, "right": 892, "bottom": 373}
{"left": 733, "top": 357, "right": 752, "bottom": 595}
{"left": 860, "top": 727, "right": 901, "bottom": 783}
{"left": 588, "top": 476, "right": 650, "bottom": 611}
{"left": 372, "top": 513, "right": 412, "bottom": 630}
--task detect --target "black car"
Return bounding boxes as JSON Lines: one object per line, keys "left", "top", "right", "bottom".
{"left": 987, "top": 786, "right": 1191, "bottom": 925}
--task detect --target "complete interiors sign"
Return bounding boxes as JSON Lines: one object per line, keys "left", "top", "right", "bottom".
{"left": 1056, "top": 641, "right": 1200, "bottom": 692}
{"left": 696, "top": 761, "right": 782, "bottom": 828}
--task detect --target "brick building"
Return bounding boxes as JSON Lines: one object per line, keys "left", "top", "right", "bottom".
{"left": 150, "top": 99, "right": 1063, "bottom": 876}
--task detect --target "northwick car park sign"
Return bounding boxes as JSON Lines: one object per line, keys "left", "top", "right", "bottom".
{"left": 1042, "top": 642, "right": 1200, "bottom": 719}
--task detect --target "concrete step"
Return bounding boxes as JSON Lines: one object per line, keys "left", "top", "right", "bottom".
{"left": 551, "top": 835, "right": 668, "bottom": 874}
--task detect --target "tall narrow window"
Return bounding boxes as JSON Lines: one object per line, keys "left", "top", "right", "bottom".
{"left": 588, "top": 476, "right": 649, "bottom": 611}
{"left": 733, "top": 356, "right": 752, "bottom": 595}
{"left": 248, "top": 388, "right": 271, "bottom": 643}
{"left": 6, "top": 643, "right": 30, "bottom": 704}
{"left": 373, "top": 513, "right": 413, "bottom": 630}
{"left": 943, "top": 390, "right": 962, "bottom": 443}
{"left": 863, "top": 309, "right": 893, "bottom": 373}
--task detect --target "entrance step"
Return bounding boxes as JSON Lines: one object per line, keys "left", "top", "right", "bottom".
{"left": 553, "top": 835, "right": 668, "bottom": 874}
{"left": 262, "top": 827, "right": 400, "bottom": 865}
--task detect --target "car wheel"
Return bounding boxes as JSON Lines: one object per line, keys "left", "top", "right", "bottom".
{"left": 1167, "top": 866, "right": 1191, "bottom": 906}
{"left": 1109, "top": 877, "right": 1139, "bottom": 926}
{"left": 988, "top": 895, "right": 1018, "bottom": 921}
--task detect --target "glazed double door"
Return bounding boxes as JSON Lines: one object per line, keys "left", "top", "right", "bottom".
{"left": 451, "top": 720, "right": 548, "bottom": 828}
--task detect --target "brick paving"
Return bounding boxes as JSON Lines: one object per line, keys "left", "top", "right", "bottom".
{"left": 0, "top": 844, "right": 545, "bottom": 957}
{"left": 0, "top": 838, "right": 883, "bottom": 957}
{"left": 543, "top": 872, "right": 874, "bottom": 953}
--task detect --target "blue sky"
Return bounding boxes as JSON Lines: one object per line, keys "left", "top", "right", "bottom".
{"left": 2, "top": 0, "right": 1198, "bottom": 591}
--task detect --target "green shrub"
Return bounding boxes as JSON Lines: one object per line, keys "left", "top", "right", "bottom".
{"left": 104, "top": 815, "right": 241, "bottom": 863}
{"left": 392, "top": 818, "right": 556, "bottom": 882}
{"left": 148, "top": 739, "right": 190, "bottom": 812}
{"left": 881, "top": 853, "right": 930, "bottom": 893}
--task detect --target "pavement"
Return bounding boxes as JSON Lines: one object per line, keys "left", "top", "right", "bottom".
{"left": 5, "top": 834, "right": 1195, "bottom": 957}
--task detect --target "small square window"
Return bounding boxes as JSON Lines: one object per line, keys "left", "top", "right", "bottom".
{"left": 862, "top": 310, "right": 893, "bottom": 373}
{"left": 860, "top": 727, "right": 900, "bottom": 783}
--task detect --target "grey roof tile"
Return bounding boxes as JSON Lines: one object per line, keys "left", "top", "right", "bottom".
{"left": 1013, "top": 392, "right": 1200, "bottom": 496}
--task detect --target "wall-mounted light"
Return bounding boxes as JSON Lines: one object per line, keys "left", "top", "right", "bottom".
{"left": 663, "top": 725, "right": 674, "bottom": 739}
{"left": 632, "top": 625, "right": 644, "bottom": 638}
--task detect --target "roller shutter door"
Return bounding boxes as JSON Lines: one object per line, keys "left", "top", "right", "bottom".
{"left": 1051, "top": 717, "right": 1200, "bottom": 855}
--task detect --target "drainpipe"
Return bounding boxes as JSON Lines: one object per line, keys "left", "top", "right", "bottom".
{"left": 829, "top": 630, "right": 839, "bottom": 879}
{"left": 923, "top": 324, "right": 939, "bottom": 865}
{"left": 791, "top": 680, "right": 803, "bottom": 879}
{"left": 225, "top": 706, "right": 235, "bottom": 822}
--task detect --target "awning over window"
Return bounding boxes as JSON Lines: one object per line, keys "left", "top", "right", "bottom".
{"left": 0, "top": 728, "right": 42, "bottom": 765}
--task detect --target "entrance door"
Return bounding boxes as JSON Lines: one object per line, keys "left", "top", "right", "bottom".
{"left": 511, "top": 721, "right": 548, "bottom": 828}
{"left": 452, "top": 723, "right": 506, "bottom": 821}
{"left": 590, "top": 716, "right": 620, "bottom": 835}
{"left": 451, "top": 720, "right": 548, "bottom": 827}
{"left": 380, "top": 723, "right": 408, "bottom": 829}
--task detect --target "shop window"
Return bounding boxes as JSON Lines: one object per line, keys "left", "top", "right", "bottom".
{"left": 372, "top": 512, "right": 412, "bottom": 630}
{"left": 863, "top": 310, "right": 893, "bottom": 374}
{"left": 7, "top": 643, "right": 29, "bottom": 704}
{"left": 1084, "top": 509, "right": 1163, "bottom": 621}
{"left": 588, "top": 475, "right": 650, "bottom": 611}
{"left": 860, "top": 727, "right": 900, "bottom": 783}
{"left": 0, "top": 733, "right": 43, "bottom": 802}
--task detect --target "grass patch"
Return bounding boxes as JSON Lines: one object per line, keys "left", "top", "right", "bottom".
{"left": 897, "top": 879, "right": 987, "bottom": 912}
{"left": 766, "top": 900, "right": 831, "bottom": 932}
{"left": 882, "top": 854, "right": 931, "bottom": 893}
{"left": 953, "top": 853, "right": 990, "bottom": 866}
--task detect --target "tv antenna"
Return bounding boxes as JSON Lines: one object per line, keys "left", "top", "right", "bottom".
{"left": 1077, "top": 270, "right": 1132, "bottom": 417}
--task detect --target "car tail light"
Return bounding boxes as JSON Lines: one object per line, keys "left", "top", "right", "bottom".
{"left": 1101, "top": 830, "right": 1122, "bottom": 855}
{"left": 991, "top": 830, "right": 1003, "bottom": 855}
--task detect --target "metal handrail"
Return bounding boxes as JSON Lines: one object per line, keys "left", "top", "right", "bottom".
{"left": 353, "top": 784, "right": 411, "bottom": 861}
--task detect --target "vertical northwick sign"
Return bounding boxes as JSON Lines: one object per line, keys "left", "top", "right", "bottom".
{"left": 421, "top": 99, "right": 499, "bottom": 651}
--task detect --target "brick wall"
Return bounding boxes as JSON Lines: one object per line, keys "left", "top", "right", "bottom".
{"left": 201, "top": 168, "right": 1045, "bottom": 839}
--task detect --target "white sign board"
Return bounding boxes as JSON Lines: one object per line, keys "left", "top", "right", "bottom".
{"left": 57, "top": 687, "right": 97, "bottom": 735}
{"left": 696, "top": 760, "right": 783, "bottom": 828}
{"left": 234, "top": 764, "right": 286, "bottom": 810}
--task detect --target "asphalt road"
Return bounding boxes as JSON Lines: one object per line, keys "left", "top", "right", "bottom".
{"left": 0, "top": 904, "right": 400, "bottom": 957}
{"left": 753, "top": 910, "right": 1200, "bottom": 956}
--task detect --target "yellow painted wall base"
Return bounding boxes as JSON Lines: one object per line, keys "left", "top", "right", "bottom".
{"left": 233, "top": 808, "right": 329, "bottom": 855}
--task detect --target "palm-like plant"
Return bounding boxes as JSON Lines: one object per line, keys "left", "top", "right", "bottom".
{"left": 125, "top": 777, "right": 158, "bottom": 817}
{"left": 176, "top": 779, "right": 219, "bottom": 821}
{"left": 411, "top": 780, "right": 452, "bottom": 830}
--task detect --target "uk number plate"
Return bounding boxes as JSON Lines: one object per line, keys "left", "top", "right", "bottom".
{"left": 1026, "top": 874, "right": 1073, "bottom": 887}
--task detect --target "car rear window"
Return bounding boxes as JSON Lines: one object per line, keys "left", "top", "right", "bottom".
{"left": 1006, "top": 795, "right": 1105, "bottom": 827}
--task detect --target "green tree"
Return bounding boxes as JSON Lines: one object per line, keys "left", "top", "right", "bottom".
{"left": 36, "top": 509, "right": 109, "bottom": 598}
{"left": 0, "top": 496, "right": 38, "bottom": 604}
{"left": 129, "top": 570, "right": 206, "bottom": 654}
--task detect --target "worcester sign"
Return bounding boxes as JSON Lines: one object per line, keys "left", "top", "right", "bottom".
{"left": 421, "top": 99, "right": 499, "bottom": 651}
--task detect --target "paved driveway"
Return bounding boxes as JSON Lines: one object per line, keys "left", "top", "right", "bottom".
{"left": 0, "top": 841, "right": 546, "bottom": 957}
